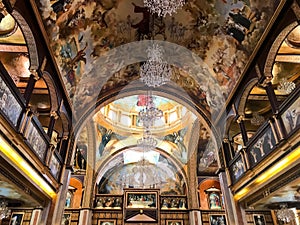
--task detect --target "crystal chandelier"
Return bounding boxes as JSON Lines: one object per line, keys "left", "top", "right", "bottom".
{"left": 140, "top": 44, "right": 172, "bottom": 88}
{"left": 0, "top": 200, "right": 11, "bottom": 220}
{"left": 144, "top": 0, "right": 185, "bottom": 17}
{"left": 138, "top": 106, "right": 163, "bottom": 128}
{"left": 137, "top": 130, "right": 158, "bottom": 151}
{"left": 276, "top": 204, "right": 295, "bottom": 223}
{"left": 277, "top": 78, "right": 296, "bottom": 94}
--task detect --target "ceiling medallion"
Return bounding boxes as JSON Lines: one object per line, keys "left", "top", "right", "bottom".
{"left": 143, "top": 0, "right": 185, "bottom": 17}
{"left": 276, "top": 204, "right": 295, "bottom": 223}
{"left": 0, "top": 200, "right": 11, "bottom": 220}
{"left": 140, "top": 44, "right": 172, "bottom": 88}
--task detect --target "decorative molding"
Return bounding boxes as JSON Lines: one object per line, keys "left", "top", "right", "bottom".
{"left": 245, "top": 165, "right": 300, "bottom": 207}
{"left": 237, "top": 78, "right": 259, "bottom": 116}
{"left": 236, "top": 115, "right": 245, "bottom": 124}
{"left": 43, "top": 71, "right": 60, "bottom": 112}
{"left": 264, "top": 22, "right": 298, "bottom": 78}
{"left": 11, "top": 10, "right": 39, "bottom": 71}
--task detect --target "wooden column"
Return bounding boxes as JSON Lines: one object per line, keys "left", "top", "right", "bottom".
{"left": 260, "top": 76, "right": 279, "bottom": 114}
{"left": 236, "top": 115, "right": 248, "bottom": 145}
{"left": 24, "top": 69, "right": 40, "bottom": 107}
{"left": 47, "top": 111, "right": 59, "bottom": 139}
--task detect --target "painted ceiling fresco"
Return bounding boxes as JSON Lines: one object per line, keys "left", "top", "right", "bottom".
{"left": 96, "top": 150, "right": 186, "bottom": 195}
{"left": 36, "top": 0, "right": 278, "bottom": 116}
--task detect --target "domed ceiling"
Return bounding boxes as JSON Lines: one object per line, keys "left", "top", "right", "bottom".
{"left": 34, "top": 0, "right": 279, "bottom": 120}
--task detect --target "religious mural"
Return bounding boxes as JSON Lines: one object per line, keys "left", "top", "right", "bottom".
{"left": 97, "top": 151, "right": 185, "bottom": 195}
{"left": 247, "top": 127, "right": 276, "bottom": 168}
{"left": 35, "top": 0, "right": 279, "bottom": 114}
{"left": 197, "top": 125, "right": 219, "bottom": 175}
{"left": 282, "top": 95, "right": 300, "bottom": 135}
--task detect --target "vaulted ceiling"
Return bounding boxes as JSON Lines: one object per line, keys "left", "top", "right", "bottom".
{"left": 1, "top": 0, "right": 300, "bottom": 208}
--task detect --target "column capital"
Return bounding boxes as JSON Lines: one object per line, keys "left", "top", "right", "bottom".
{"left": 50, "top": 111, "right": 59, "bottom": 119}
{"left": 236, "top": 115, "right": 244, "bottom": 124}
{"left": 30, "top": 69, "right": 40, "bottom": 80}
{"left": 223, "top": 137, "right": 230, "bottom": 143}
{"left": 62, "top": 135, "right": 69, "bottom": 140}
{"left": 260, "top": 76, "right": 272, "bottom": 87}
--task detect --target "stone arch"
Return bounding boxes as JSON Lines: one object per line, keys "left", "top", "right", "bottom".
{"left": 11, "top": 10, "right": 39, "bottom": 71}
{"left": 264, "top": 21, "right": 298, "bottom": 78}
{"left": 198, "top": 178, "right": 221, "bottom": 210}
{"left": 237, "top": 78, "right": 259, "bottom": 116}
{"left": 42, "top": 71, "right": 60, "bottom": 112}
{"left": 93, "top": 146, "right": 189, "bottom": 195}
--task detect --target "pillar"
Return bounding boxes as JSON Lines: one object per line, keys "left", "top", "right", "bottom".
{"left": 189, "top": 210, "right": 202, "bottom": 225}
{"left": 24, "top": 69, "right": 40, "bottom": 107}
{"left": 219, "top": 172, "right": 236, "bottom": 225}
{"left": 78, "top": 209, "right": 92, "bottom": 225}
{"left": 29, "top": 208, "right": 43, "bottom": 225}
{"left": 260, "top": 76, "right": 279, "bottom": 114}
{"left": 47, "top": 111, "right": 59, "bottom": 140}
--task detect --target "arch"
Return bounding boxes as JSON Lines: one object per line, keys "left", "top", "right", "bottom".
{"left": 73, "top": 86, "right": 218, "bottom": 145}
{"left": 264, "top": 22, "right": 298, "bottom": 78}
{"left": 60, "top": 109, "right": 70, "bottom": 137}
{"left": 237, "top": 78, "right": 259, "bottom": 116}
{"left": 11, "top": 10, "right": 39, "bottom": 71}
{"left": 69, "top": 177, "right": 83, "bottom": 208}
{"left": 93, "top": 146, "right": 189, "bottom": 196}
{"left": 71, "top": 40, "right": 226, "bottom": 142}
{"left": 198, "top": 178, "right": 221, "bottom": 210}
{"left": 42, "top": 71, "right": 60, "bottom": 112}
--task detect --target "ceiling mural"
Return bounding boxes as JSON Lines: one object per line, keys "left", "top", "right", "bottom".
{"left": 96, "top": 150, "right": 186, "bottom": 195}
{"left": 0, "top": 177, "right": 40, "bottom": 207}
{"left": 93, "top": 95, "right": 199, "bottom": 162}
{"left": 36, "top": 0, "right": 278, "bottom": 115}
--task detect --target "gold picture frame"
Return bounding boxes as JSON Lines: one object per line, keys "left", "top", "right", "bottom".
{"left": 9, "top": 212, "right": 24, "bottom": 225}
{"left": 61, "top": 213, "right": 71, "bottom": 225}
{"left": 166, "top": 219, "right": 183, "bottom": 225}
{"left": 98, "top": 219, "right": 116, "bottom": 225}
{"left": 253, "top": 214, "right": 266, "bottom": 225}
{"left": 209, "top": 214, "right": 227, "bottom": 225}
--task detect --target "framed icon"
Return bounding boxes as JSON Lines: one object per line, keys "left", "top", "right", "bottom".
{"left": 253, "top": 214, "right": 266, "bottom": 225}
{"left": 166, "top": 219, "right": 183, "bottom": 225}
{"left": 209, "top": 214, "right": 227, "bottom": 225}
{"left": 98, "top": 219, "right": 116, "bottom": 225}
{"left": 9, "top": 212, "right": 24, "bottom": 225}
{"left": 61, "top": 213, "right": 71, "bottom": 225}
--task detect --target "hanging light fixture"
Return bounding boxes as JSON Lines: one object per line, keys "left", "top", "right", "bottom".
{"left": 143, "top": 0, "right": 185, "bottom": 17}
{"left": 277, "top": 78, "right": 296, "bottom": 94}
{"left": 276, "top": 204, "right": 295, "bottom": 223}
{"left": 137, "top": 129, "right": 158, "bottom": 152}
{"left": 138, "top": 106, "right": 163, "bottom": 129}
{"left": 137, "top": 92, "right": 162, "bottom": 151}
{"left": 140, "top": 44, "right": 172, "bottom": 88}
{"left": 0, "top": 200, "right": 11, "bottom": 220}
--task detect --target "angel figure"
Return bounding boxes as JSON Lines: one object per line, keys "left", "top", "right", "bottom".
{"left": 163, "top": 128, "right": 188, "bottom": 162}
{"left": 96, "top": 124, "right": 126, "bottom": 156}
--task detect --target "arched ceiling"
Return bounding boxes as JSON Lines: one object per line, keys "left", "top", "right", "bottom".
{"left": 37, "top": 0, "right": 281, "bottom": 181}
{"left": 34, "top": 0, "right": 279, "bottom": 122}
